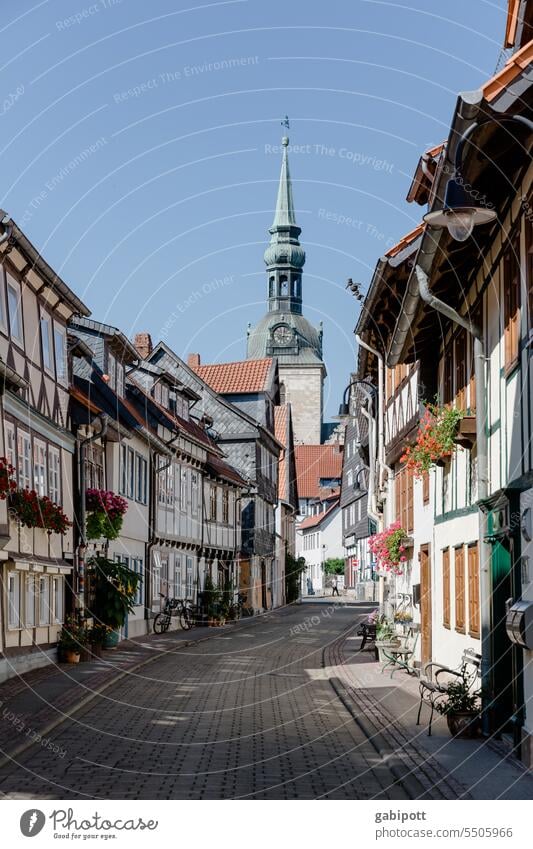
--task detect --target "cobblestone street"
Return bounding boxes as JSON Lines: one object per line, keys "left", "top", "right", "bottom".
{"left": 0, "top": 603, "right": 433, "bottom": 801}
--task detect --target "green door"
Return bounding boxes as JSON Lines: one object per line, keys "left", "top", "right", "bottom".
{"left": 490, "top": 539, "right": 513, "bottom": 733}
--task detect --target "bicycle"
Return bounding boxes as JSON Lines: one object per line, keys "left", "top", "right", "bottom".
{"left": 227, "top": 592, "right": 253, "bottom": 620}
{"left": 153, "top": 595, "right": 194, "bottom": 633}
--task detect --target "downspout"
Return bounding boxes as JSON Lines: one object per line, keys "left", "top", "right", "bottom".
{"left": 416, "top": 264, "right": 491, "bottom": 729}
{"left": 356, "top": 334, "right": 385, "bottom": 487}
{"left": 77, "top": 415, "right": 108, "bottom": 614}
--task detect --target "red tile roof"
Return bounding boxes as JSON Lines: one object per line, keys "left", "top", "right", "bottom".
{"left": 191, "top": 358, "right": 273, "bottom": 394}
{"left": 385, "top": 223, "right": 425, "bottom": 258}
{"left": 294, "top": 444, "right": 343, "bottom": 499}
{"left": 483, "top": 40, "right": 533, "bottom": 101}
{"left": 298, "top": 499, "right": 340, "bottom": 530}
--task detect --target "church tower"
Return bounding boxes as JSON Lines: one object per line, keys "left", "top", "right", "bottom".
{"left": 247, "top": 136, "right": 326, "bottom": 444}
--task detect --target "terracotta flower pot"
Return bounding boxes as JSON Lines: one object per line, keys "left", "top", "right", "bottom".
{"left": 64, "top": 650, "right": 80, "bottom": 664}
{"left": 446, "top": 711, "right": 481, "bottom": 738}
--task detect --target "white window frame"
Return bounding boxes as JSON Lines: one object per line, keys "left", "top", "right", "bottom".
{"left": 107, "top": 351, "right": 116, "bottom": 390}
{"left": 116, "top": 360, "right": 125, "bottom": 397}
{"left": 127, "top": 446, "right": 135, "bottom": 499}
{"left": 33, "top": 438, "right": 47, "bottom": 496}
{"left": 5, "top": 421, "right": 15, "bottom": 468}
{"left": 40, "top": 311, "right": 53, "bottom": 373}
{"left": 8, "top": 571, "right": 21, "bottom": 629}
{"left": 186, "top": 556, "right": 193, "bottom": 599}
{"left": 119, "top": 443, "right": 127, "bottom": 496}
{"left": 25, "top": 574, "right": 37, "bottom": 628}
{"left": 53, "top": 323, "right": 67, "bottom": 385}
{"left": 39, "top": 575, "right": 50, "bottom": 625}
{"left": 51, "top": 575, "right": 64, "bottom": 624}
{"left": 136, "top": 454, "right": 147, "bottom": 504}
{"left": 6, "top": 274, "right": 23, "bottom": 344}
{"left": 17, "top": 429, "right": 31, "bottom": 489}
{"left": 48, "top": 446, "right": 61, "bottom": 504}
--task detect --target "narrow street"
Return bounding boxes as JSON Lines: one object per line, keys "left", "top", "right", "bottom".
{"left": 0, "top": 604, "right": 438, "bottom": 801}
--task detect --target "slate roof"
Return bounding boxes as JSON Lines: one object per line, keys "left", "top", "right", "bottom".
{"left": 192, "top": 358, "right": 274, "bottom": 394}
{"left": 294, "top": 444, "right": 343, "bottom": 499}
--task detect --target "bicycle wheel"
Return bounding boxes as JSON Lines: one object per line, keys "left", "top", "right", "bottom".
{"left": 180, "top": 607, "right": 193, "bottom": 630}
{"left": 153, "top": 613, "right": 170, "bottom": 634}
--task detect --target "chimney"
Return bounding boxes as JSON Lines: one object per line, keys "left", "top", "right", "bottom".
{"left": 134, "top": 332, "right": 153, "bottom": 360}
{"left": 187, "top": 353, "right": 201, "bottom": 369}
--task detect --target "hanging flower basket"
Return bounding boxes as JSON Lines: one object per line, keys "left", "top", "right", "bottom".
{"left": 0, "top": 457, "right": 17, "bottom": 500}
{"left": 368, "top": 522, "right": 410, "bottom": 575}
{"left": 9, "top": 488, "right": 71, "bottom": 534}
{"left": 401, "top": 403, "right": 465, "bottom": 477}
{"left": 86, "top": 489, "right": 128, "bottom": 540}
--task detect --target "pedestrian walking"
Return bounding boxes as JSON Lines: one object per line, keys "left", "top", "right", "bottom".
{"left": 331, "top": 577, "right": 340, "bottom": 596}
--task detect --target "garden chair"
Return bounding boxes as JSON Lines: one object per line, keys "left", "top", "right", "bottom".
{"left": 417, "top": 647, "right": 481, "bottom": 735}
{"left": 380, "top": 625, "right": 420, "bottom": 678}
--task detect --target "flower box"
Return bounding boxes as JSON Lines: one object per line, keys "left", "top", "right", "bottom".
{"left": 453, "top": 415, "right": 477, "bottom": 449}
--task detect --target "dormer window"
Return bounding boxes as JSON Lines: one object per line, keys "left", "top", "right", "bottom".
{"left": 153, "top": 381, "right": 169, "bottom": 408}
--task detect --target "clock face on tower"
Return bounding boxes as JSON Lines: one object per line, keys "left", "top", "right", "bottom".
{"left": 273, "top": 324, "right": 293, "bottom": 345}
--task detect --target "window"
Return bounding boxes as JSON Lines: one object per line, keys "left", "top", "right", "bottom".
{"left": 503, "top": 236, "right": 521, "bottom": 372}
{"left": 131, "top": 557, "right": 143, "bottom": 606}
{"left": 422, "top": 470, "right": 430, "bottom": 505}
{"left": 86, "top": 442, "right": 104, "bottom": 489}
{"left": 119, "top": 443, "right": 127, "bottom": 495}
{"left": 186, "top": 556, "right": 193, "bottom": 598}
{"left": 222, "top": 489, "right": 229, "bottom": 524}
{"left": 39, "top": 575, "right": 50, "bottom": 625}
{"left": 191, "top": 472, "right": 198, "bottom": 515}
{"left": 443, "top": 340, "right": 453, "bottom": 404}
{"left": 454, "top": 329, "right": 467, "bottom": 411}
{"left": 136, "top": 455, "right": 147, "bottom": 504}
{"left": 5, "top": 421, "right": 15, "bottom": 468}
{"left": 51, "top": 576, "right": 64, "bottom": 623}
{"left": 25, "top": 574, "right": 37, "bottom": 627}
{"left": 173, "top": 555, "right": 182, "bottom": 599}
{"left": 48, "top": 447, "right": 61, "bottom": 504}
{"left": 107, "top": 352, "right": 116, "bottom": 390}
{"left": 468, "top": 543, "right": 480, "bottom": 638}
{"left": 0, "top": 265, "right": 6, "bottom": 329}
{"left": 279, "top": 382, "right": 286, "bottom": 405}
{"left": 152, "top": 552, "right": 161, "bottom": 601}
{"left": 454, "top": 546, "right": 466, "bottom": 634}
{"left": 180, "top": 467, "right": 187, "bottom": 511}
{"left": 166, "top": 464, "right": 174, "bottom": 506}
{"left": 116, "top": 361, "right": 125, "bottom": 397}
{"left": 7, "top": 275, "right": 23, "bottom": 343}
{"left": 54, "top": 325, "right": 67, "bottom": 384}
{"left": 17, "top": 429, "right": 31, "bottom": 489}
{"left": 8, "top": 572, "right": 21, "bottom": 628}
{"left": 128, "top": 447, "right": 135, "bottom": 499}
{"left": 442, "top": 548, "right": 451, "bottom": 628}
{"left": 33, "top": 439, "right": 47, "bottom": 496}
{"left": 40, "top": 313, "right": 53, "bottom": 371}
{"left": 395, "top": 466, "right": 414, "bottom": 533}
{"left": 210, "top": 485, "right": 217, "bottom": 521}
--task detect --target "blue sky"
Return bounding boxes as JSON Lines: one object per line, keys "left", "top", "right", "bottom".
{"left": 1, "top": 0, "right": 507, "bottom": 419}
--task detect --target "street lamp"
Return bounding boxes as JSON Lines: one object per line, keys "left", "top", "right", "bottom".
{"left": 424, "top": 114, "right": 533, "bottom": 241}
{"left": 337, "top": 379, "right": 376, "bottom": 421}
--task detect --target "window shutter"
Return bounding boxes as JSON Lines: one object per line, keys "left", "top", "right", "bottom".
{"left": 454, "top": 329, "right": 467, "bottom": 411}
{"left": 422, "top": 470, "right": 430, "bottom": 505}
{"left": 443, "top": 548, "right": 450, "bottom": 628}
{"left": 454, "top": 546, "right": 466, "bottom": 633}
{"left": 395, "top": 471, "right": 401, "bottom": 523}
{"left": 468, "top": 543, "right": 480, "bottom": 638}
{"left": 407, "top": 469, "right": 414, "bottom": 532}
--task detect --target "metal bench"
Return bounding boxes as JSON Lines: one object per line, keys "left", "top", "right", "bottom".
{"left": 356, "top": 622, "right": 377, "bottom": 651}
{"left": 417, "top": 647, "right": 482, "bottom": 735}
{"left": 381, "top": 625, "right": 420, "bottom": 678}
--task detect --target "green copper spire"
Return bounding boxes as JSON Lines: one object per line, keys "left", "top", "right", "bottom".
{"left": 270, "top": 137, "right": 298, "bottom": 230}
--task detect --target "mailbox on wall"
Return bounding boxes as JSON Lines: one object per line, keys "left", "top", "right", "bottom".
{"left": 506, "top": 600, "right": 533, "bottom": 650}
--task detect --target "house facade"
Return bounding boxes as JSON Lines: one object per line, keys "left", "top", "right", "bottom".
{"left": 0, "top": 215, "right": 90, "bottom": 682}
{"left": 297, "top": 493, "right": 342, "bottom": 595}
{"left": 355, "top": 18, "right": 533, "bottom": 766}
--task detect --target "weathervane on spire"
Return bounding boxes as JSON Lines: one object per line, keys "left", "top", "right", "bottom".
{"left": 281, "top": 115, "right": 290, "bottom": 130}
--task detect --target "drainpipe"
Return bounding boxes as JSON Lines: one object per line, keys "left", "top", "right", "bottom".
{"left": 416, "top": 264, "right": 491, "bottom": 729}
{"left": 356, "top": 335, "right": 385, "bottom": 484}
{"left": 77, "top": 415, "right": 108, "bottom": 614}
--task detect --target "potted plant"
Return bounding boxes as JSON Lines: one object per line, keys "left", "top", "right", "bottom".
{"left": 368, "top": 522, "right": 410, "bottom": 575}
{"left": 401, "top": 402, "right": 465, "bottom": 477}
{"left": 394, "top": 609, "right": 413, "bottom": 626}
{"left": 374, "top": 616, "right": 400, "bottom": 662}
{"left": 86, "top": 489, "right": 128, "bottom": 541}
{"left": 58, "top": 617, "right": 87, "bottom": 664}
{"left": 88, "top": 556, "right": 140, "bottom": 647}
{"left": 203, "top": 575, "right": 222, "bottom": 626}
{"left": 435, "top": 679, "right": 482, "bottom": 738}
{"left": 88, "top": 623, "right": 108, "bottom": 657}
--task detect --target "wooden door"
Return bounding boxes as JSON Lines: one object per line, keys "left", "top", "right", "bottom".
{"left": 420, "top": 544, "right": 432, "bottom": 667}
